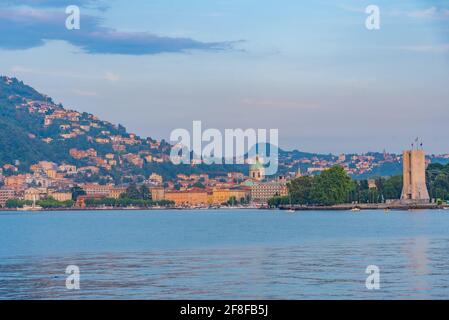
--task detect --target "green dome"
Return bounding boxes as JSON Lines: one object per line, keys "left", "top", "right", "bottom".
{"left": 250, "top": 156, "right": 264, "bottom": 170}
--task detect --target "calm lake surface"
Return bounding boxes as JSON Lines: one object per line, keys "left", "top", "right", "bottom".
{"left": 1, "top": 209, "right": 448, "bottom": 299}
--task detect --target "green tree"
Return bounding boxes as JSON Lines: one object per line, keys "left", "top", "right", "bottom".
{"left": 5, "top": 199, "right": 32, "bottom": 208}
{"left": 37, "top": 197, "right": 74, "bottom": 208}
{"left": 122, "top": 184, "right": 141, "bottom": 199}
{"left": 71, "top": 186, "right": 86, "bottom": 201}
{"left": 191, "top": 182, "right": 206, "bottom": 189}
{"left": 287, "top": 176, "right": 313, "bottom": 204}
{"left": 139, "top": 185, "right": 151, "bottom": 200}
{"left": 310, "top": 166, "right": 352, "bottom": 205}
{"left": 268, "top": 196, "right": 289, "bottom": 208}
{"left": 226, "top": 196, "right": 237, "bottom": 206}
{"left": 381, "top": 175, "right": 403, "bottom": 200}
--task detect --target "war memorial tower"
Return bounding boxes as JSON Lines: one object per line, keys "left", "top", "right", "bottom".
{"left": 401, "top": 141, "right": 430, "bottom": 204}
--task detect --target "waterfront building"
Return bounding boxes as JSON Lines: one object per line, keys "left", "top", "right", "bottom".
{"left": 210, "top": 188, "right": 250, "bottom": 205}
{"left": 150, "top": 187, "right": 165, "bottom": 201}
{"left": 401, "top": 148, "right": 430, "bottom": 204}
{"left": 50, "top": 191, "right": 73, "bottom": 202}
{"left": 24, "top": 187, "right": 47, "bottom": 201}
{"left": 109, "top": 186, "right": 127, "bottom": 199}
{"left": 0, "top": 188, "right": 15, "bottom": 207}
{"left": 250, "top": 181, "right": 288, "bottom": 204}
{"left": 211, "top": 188, "right": 232, "bottom": 204}
{"left": 82, "top": 184, "right": 111, "bottom": 197}
{"left": 75, "top": 194, "right": 105, "bottom": 208}
{"left": 230, "top": 187, "right": 251, "bottom": 204}
{"left": 164, "top": 188, "right": 209, "bottom": 206}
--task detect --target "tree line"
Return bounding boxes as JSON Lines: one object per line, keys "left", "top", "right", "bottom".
{"left": 269, "top": 163, "right": 449, "bottom": 207}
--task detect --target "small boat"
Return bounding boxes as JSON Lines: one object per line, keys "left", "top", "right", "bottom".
{"left": 287, "top": 209, "right": 295, "bottom": 213}
{"left": 384, "top": 208, "right": 391, "bottom": 213}
{"left": 351, "top": 207, "right": 361, "bottom": 212}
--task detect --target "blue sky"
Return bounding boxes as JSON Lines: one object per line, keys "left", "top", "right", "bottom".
{"left": 1, "top": 0, "right": 448, "bottom": 154}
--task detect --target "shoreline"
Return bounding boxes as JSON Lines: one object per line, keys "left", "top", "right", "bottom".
{"left": 279, "top": 203, "right": 449, "bottom": 211}
{"left": 0, "top": 204, "right": 448, "bottom": 212}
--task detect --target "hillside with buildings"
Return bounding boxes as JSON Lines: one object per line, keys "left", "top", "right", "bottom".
{"left": 0, "top": 76, "right": 249, "bottom": 184}
{"left": 1, "top": 76, "right": 449, "bottom": 209}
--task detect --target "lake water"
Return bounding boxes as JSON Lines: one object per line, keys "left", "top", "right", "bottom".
{"left": 0, "top": 209, "right": 448, "bottom": 299}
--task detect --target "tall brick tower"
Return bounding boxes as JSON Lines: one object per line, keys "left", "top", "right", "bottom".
{"left": 401, "top": 147, "right": 430, "bottom": 204}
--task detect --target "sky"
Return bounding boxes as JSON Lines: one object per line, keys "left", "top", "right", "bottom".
{"left": 0, "top": 0, "right": 448, "bottom": 154}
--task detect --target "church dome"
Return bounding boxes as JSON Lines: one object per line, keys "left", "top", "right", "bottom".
{"left": 250, "top": 156, "right": 264, "bottom": 170}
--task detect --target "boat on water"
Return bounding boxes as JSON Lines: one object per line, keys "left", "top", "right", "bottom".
{"left": 287, "top": 209, "right": 295, "bottom": 213}
{"left": 351, "top": 207, "right": 361, "bottom": 212}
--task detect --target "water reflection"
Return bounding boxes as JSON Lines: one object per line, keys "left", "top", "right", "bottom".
{"left": 1, "top": 239, "right": 449, "bottom": 299}
{"left": 1, "top": 209, "right": 449, "bottom": 299}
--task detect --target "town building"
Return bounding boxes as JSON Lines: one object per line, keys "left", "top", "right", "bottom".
{"left": 4, "top": 174, "right": 28, "bottom": 188}
{"left": 164, "top": 188, "right": 209, "bottom": 206}
{"left": 24, "top": 187, "right": 48, "bottom": 201}
{"left": 75, "top": 194, "right": 105, "bottom": 208}
{"left": 123, "top": 153, "right": 144, "bottom": 168}
{"left": 109, "top": 186, "right": 127, "bottom": 199}
{"left": 149, "top": 173, "right": 163, "bottom": 184}
{"left": 150, "top": 187, "right": 165, "bottom": 201}
{"left": 249, "top": 156, "right": 265, "bottom": 181}
{"left": 211, "top": 188, "right": 250, "bottom": 204}
{"left": 82, "top": 184, "right": 111, "bottom": 197}
{"left": 227, "top": 172, "right": 245, "bottom": 181}
{"left": 69, "top": 148, "right": 97, "bottom": 159}
{"left": 0, "top": 188, "right": 15, "bottom": 207}
{"left": 251, "top": 181, "right": 288, "bottom": 204}
{"left": 51, "top": 191, "right": 73, "bottom": 202}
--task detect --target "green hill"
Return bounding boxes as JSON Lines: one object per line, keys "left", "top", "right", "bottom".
{"left": 0, "top": 77, "right": 63, "bottom": 167}
{"left": 0, "top": 76, "right": 247, "bottom": 182}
